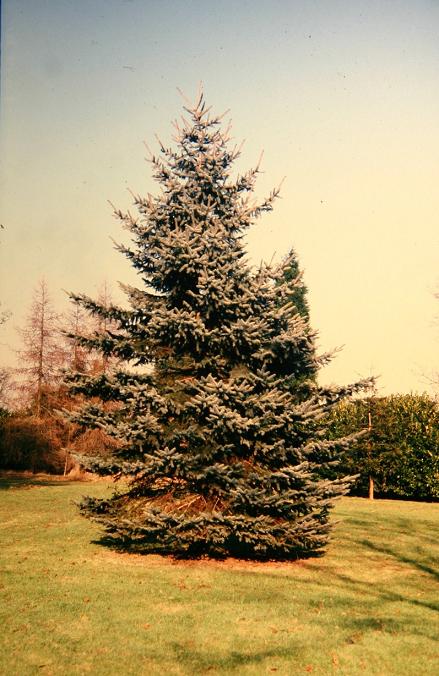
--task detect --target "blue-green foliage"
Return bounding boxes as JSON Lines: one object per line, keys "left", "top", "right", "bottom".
{"left": 66, "top": 96, "right": 369, "bottom": 559}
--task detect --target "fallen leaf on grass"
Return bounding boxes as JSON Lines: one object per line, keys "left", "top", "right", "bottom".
{"left": 346, "top": 632, "right": 362, "bottom": 644}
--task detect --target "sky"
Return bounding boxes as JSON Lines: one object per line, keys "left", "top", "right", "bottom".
{"left": 1, "top": 0, "right": 438, "bottom": 395}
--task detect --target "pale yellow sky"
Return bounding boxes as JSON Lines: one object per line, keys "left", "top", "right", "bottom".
{"left": 1, "top": 0, "right": 438, "bottom": 394}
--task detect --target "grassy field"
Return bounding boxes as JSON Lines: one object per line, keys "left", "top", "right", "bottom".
{"left": 0, "top": 475, "right": 438, "bottom": 675}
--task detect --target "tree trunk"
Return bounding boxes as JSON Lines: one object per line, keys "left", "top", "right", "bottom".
{"left": 368, "top": 410, "right": 374, "bottom": 499}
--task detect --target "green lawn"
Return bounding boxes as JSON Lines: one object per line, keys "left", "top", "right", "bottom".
{"left": 0, "top": 475, "right": 438, "bottom": 675}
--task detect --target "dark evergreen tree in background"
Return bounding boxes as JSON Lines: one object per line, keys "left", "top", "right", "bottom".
{"left": 277, "top": 247, "right": 310, "bottom": 322}
{"left": 67, "top": 95, "right": 369, "bottom": 559}
{"left": 276, "top": 247, "right": 314, "bottom": 399}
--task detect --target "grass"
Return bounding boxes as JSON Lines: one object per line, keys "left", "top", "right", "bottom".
{"left": 0, "top": 475, "right": 438, "bottom": 675}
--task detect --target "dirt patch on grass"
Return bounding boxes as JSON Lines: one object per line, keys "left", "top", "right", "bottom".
{"left": 95, "top": 549, "right": 309, "bottom": 573}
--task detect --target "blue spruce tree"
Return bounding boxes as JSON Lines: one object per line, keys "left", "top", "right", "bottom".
{"left": 67, "top": 95, "right": 369, "bottom": 559}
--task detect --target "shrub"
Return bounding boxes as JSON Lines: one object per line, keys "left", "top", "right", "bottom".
{"left": 327, "top": 394, "right": 439, "bottom": 501}
{"left": 0, "top": 414, "right": 73, "bottom": 474}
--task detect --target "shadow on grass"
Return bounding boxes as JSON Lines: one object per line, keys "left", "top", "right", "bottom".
{"left": 169, "top": 642, "right": 296, "bottom": 672}
{"left": 302, "top": 517, "right": 439, "bottom": 644}
{"left": 334, "top": 568, "right": 439, "bottom": 614}
{"left": 361, "top": 538, "right": 439, "bottom": 583}
{"left": 0, "top": 475, "right": 77, "bottom": 490}
{"left": 90, "top": 532, "right": 323, "bottom": 563}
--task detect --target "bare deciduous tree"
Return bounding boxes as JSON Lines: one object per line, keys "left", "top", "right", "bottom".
{"left": 16, "top": 279, "right": 63, "bottom": 417}
{"left": 62, "top": 304, "right": 93, "bottom": 373}
{"left": 0, "top": 225, "right": 12, "bottom": 408}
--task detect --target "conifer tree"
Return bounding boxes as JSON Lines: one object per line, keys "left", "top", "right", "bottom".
{"left": 67, "top": 95, "right": 369, "bottom": 559}
{"left": 277, "top": 247, "right": 310, "bottom": 322}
